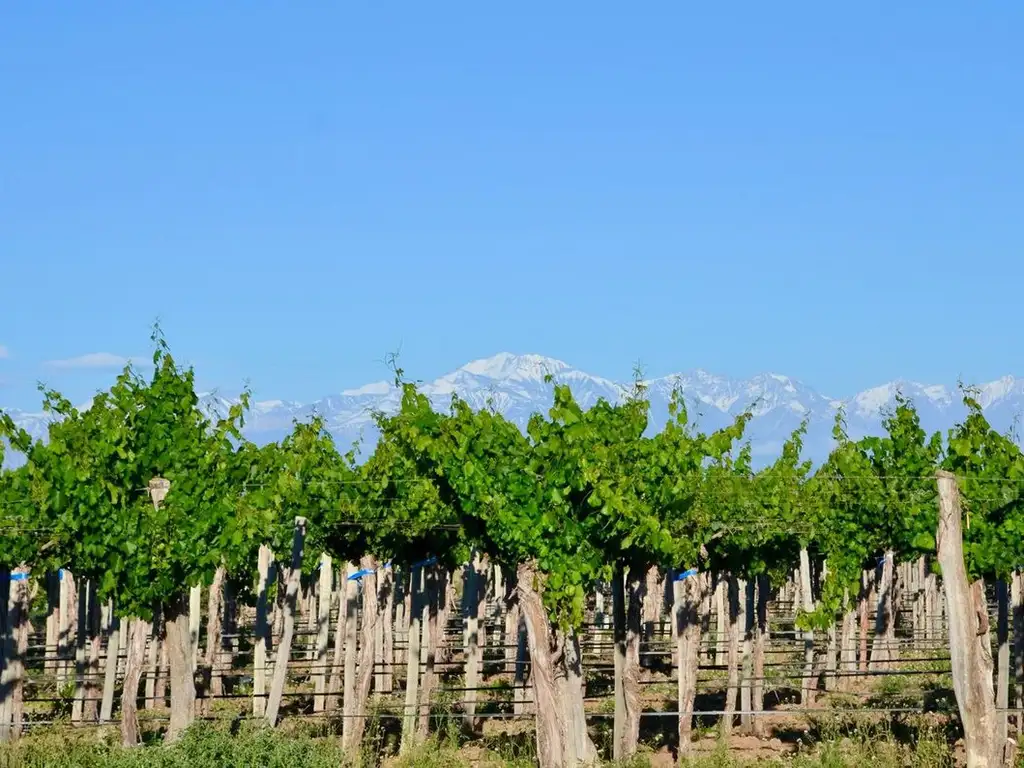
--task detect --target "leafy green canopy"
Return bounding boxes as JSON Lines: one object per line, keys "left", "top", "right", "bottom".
{"left": 0, "top": 459, "right": 34, "bottom": 571}
{"left": 942, "top": 389, "right": 1024, "bottom": 581}
{"left": 1, "top": 331, "right": 256, "bottom": 619}
{"left": 702, "top": 423, "right": 810, "bottom": 586}
{"left": 808, "top": 396, "right": 942, "bottom": 624}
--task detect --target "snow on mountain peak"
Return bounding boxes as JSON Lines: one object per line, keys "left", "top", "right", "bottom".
{"left": 978, "top": 376, "right": 1019, "bottom": 408}
{"left": 6, "top": 351, "right": 1024, "bottom": 471}
{"left": 459, "top": 353, "right": 571, "bottom": 381}
{"left": 341, "top": 381, "right": 392, "bottom": 397}
{"left": 853, "top": 382, "right": 900, "bottom": 415}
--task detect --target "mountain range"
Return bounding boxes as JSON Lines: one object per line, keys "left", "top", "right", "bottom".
{"left": 4, "top": 353, "right": 1024, "bottom": 468}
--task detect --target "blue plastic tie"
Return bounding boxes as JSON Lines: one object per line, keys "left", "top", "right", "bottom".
{"left": 674, "top": 568, "right": 698, "bottom": 582}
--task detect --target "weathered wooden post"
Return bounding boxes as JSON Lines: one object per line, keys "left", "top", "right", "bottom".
{"left": 314, "top": 553, "right": 332, "bottom": 712}
{"left": 253, "top": 545, "right": 272, "bottom": 717}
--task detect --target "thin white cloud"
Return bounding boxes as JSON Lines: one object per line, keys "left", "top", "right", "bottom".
{"left": 45, "top": 352, "right": 138, "bottom": 370}
{"left": 0, "top": 345, "right": 8, "bottom": 359}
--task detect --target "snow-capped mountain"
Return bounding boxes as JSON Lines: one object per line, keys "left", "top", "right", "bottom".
{"left": 4, "top": 353, "right": 1024, "bottom": 468}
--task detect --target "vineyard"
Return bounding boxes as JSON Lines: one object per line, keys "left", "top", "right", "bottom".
{"left": 2, "top": 332, "right": 1024, "bottom": 767}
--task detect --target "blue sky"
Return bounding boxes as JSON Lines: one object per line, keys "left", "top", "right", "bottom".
{"left": 2, "top": 3, "right": 1021, "bottom": 410}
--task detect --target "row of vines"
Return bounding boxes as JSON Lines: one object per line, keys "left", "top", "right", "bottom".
{"left": 1, "top": 332, "right": 1022, "bottom": 766}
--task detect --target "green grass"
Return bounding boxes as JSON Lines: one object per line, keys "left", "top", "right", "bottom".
{"left": 0, "top": 722, "right": 347, "bottom": 768}
{"left": 0, "top": 717, "right": 992, "bottom": 768}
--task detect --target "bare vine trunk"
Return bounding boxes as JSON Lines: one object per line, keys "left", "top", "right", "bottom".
{"left": 164, "top": 593, "right": 196, "bottom": 742}
{"left": 674, "top": 573, "right": 703, "bottom": 754}
{"left": 120, "top": 618, "right": 149, "bottom": 746}
{"left": 265, "top": 518, "right": 306, "bottom": 726}
{"left": 199, "top": 567, "right": 226, "bottom": 716}
{"left": 516, "top": 562, "right": 596, "bottom": 768}
{"left": 936, "top": 471, "right": 1005, "bottom": 767}
{"left": 613, "top": 567, "right": 644, "bottom": 760}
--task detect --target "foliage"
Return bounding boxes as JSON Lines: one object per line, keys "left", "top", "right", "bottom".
{"left": 942, "top": 387, "right": 1024, "bottom": 581}
{"left": 0, "top": 327, "right": 257, "bottom": 619}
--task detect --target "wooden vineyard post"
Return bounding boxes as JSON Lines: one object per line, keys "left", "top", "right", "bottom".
{"left": 513, "top": 613, "right": 529, "bottom": 716}
{"left": 145, "top": 609, "right": 162, "bottom": 710}
{"left": 314, "top": 553, "right": 332, "bottom": 712}
{"left": 416, "top": 567, "right": 441, "bottom": 739}
{"left": 44, "top": 572, "right": 60, "bottom": 679}
{"left": 375, "top": 567, "right": 390, "bottom": 693}
{"left": 936, "top": 471, "right": 1006, "bottom": 767}
{"left": 1013, "top": 570, "right": 1024, "bottom": 731}
{"left": 59, "top": 569, "right": 78, "bottom": 689}
{"left": 341, "top": 562, "right": 360, "bottom": 744}
{"left": 84, "top": 586, "right": 102, "bottom": 722}
{"left": 751, "top": 574, "right": 769, "bottom": 738}
{"left": 612, "top": 567, "right": 626, "bottom": 759}
{"left": 0, "top": 569, "right": 10, "bottom": 742}
{"left": 839, "top": 589, "right": 857, "bottom": 690}
{"left": 858, "top": 571, "right": 870, "bottom": 674}
{"left": 997, "top": 579, "right": 1011, "bottom": 750}
{"left": 326, "top": 564, "right": 348, "bottom": 712}
{"left": 71, "top": 578, "right": 90, "bottom": 723}
{"left": 401, "top": 567, "right": 423, "bottom": 754}
{"left": 189, "top": 585, "right": 202, "bottom": 673}
{"left": 593, "top": 586, "right": 606, "bottom": 655}
{"left": 463, "top": 553, "right": 486, "bottom": 734}
{"left": 382, "top": 569, "right": 395, "bottom": 693}
{"left": 714, "top": 577, "right": 727, "bottom": 665}
{"left": 798, "top": 548, "right": 815, "bottom": 705}
{"left": 0, "top": 565, "right": 29, "bottom": 742}
{"left": 99, "top": 600, "right": 121, "bottom": 723}
{"left": 345, "top": 555, "right": 379, "bottom": 752}
{"left": 265, "top": 517, "right": 307, "bottom": 726}
{"left": 253, "top": 545, "right": 272, "bottom": 717}
{"left": 869, "top": 551, "right": 895, "bottom": 671}
{"left": 11, "top": 567, "right": 29, "bottom": 738}
{"left": 740, "top": 578, "right": 754, "bottom": 731}
{"left": 721, "top": 574, "right": 741, "bottom": 737}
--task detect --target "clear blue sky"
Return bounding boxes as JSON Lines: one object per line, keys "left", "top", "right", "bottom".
{"left": 2, "top": 3, "right": 1021, "bottom": 409}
